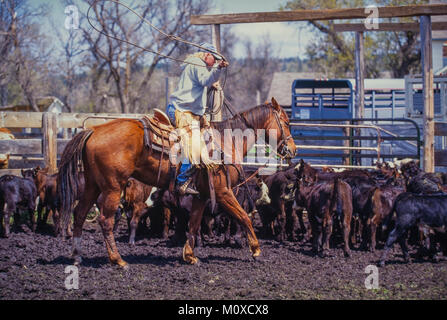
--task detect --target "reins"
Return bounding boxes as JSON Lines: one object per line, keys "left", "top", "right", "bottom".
{"left": 234, "top": 168, "right": 260, "bottom": 189}
{"left": 87, "top": 0, "right": 228, "bottom": 69}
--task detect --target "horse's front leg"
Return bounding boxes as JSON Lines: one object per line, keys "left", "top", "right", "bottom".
{"left": 182, "top": 198, "right": 207, "bottom": 264}
{"left": 217, "top": 188, "right": 261, "bottom": 259}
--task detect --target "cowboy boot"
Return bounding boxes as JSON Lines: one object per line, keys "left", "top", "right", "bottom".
{"left": 177, "top": 177, "right": 199, "bottom": 196}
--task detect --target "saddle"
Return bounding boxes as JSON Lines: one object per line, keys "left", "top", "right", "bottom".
{"left": 138, "top": 109, "right": 180, "bottom": 188}
{"left": 140, "top": 108, "right": 178, "bottom": 154}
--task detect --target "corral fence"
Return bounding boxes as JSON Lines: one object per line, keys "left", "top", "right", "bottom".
{"left": 289, "top": 118, "right": 423, "bottom": 168}
{"left": 0, "top": 112, "right": 143, "bottom": 176}
{"left": 1, "top": 112, "right": 447, "bottom": 177}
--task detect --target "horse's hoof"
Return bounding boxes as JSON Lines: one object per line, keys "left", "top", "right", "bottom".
{"left": 344, "top": 251, "right": 351, "bottom": 258}
{"left": 187, "top": 256, "right": 199, "bottom": 265}
{"left": 117, "top": 260, "right": 129, "bottom": 269}
{"left": 182, "top": 256, "right": 199, "bottom": 265}
{"left": 251, "top": 248, "right": 261, "bottom": 260}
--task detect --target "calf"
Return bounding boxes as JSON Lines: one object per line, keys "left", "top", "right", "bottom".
{"left": 400, "top": 160, "right": 444, "bottom": 194}
{"left": 297, "top": 160, "right": 374, "bottom": 246}
{"left": 22, "top": 167, "right": 61, "bottom": 234}
{"left": 0, "top": 174, "right": 37, "bottom": 237}
{"left": 121, "top": 178, "right": 158, "bottom": 245}
{"left": 295, "top": 176, "right": 352, "bottom": 257}
{"left": 379, "top": 192, "right": 447, "bottom": 266}
{"left": 364, "top": 183, "right": 405, "bottom": 252}
{"left": 257, "top": 169, "right": 298, "bottom": 241}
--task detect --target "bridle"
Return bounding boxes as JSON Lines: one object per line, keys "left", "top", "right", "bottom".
{"left": 272, "top": 110, "right": 295, "bottom": 159}
{"left": 219, "top": 99, "right": 295, "bottom": 159}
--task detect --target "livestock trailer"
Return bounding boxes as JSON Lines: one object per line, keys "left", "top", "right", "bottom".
{"left": 291, "top": 79, "right": 354, "bottom": 165}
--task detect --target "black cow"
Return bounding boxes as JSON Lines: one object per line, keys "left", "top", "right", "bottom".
{"left": 257, "top": 166, "right": 299, "bottom": 242}
{"left": 0, "top": 174, "right": 37, "bottom": 237}
{"left": 400, "top": 160, "right": 444, "bottom": 194}
{"left": 379, "top": 192, "right": 447, "bottom": 266}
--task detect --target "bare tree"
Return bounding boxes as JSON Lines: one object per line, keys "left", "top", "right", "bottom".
{"left": 0, "top": 0, "right": 51, "bottom": 111}
{"left": 224, "top": 35, "right": 280, "bottom": 114}
{"left": 51, "top": 16, "right": 84, "bottom": 113}
{"left": 79, "top": 0, "right": 211, "bottom": 114}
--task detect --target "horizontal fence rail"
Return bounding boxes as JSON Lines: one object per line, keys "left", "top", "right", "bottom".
{"left": 290, "top": 121, "right": 382, "bottom": 166}
{"left": 0, "top": 111, "right": 143, "bottom": 129}
{"left": 289, "top": 118, "right": 424, "bottom": 167}
{"left": 0, "top": 112, "right": 144, "bottom": 176}
{"left": 1, "top": 112, "right": 446, "bottom": 176}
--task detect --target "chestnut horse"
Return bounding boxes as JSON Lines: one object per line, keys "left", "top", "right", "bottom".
{"left": 58, "top": 98, "right": 296, "bottom": 268}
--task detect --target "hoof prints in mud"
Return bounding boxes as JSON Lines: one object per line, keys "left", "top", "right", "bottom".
{"left": 0, "top": 221, "right": 446, "bottom": 300}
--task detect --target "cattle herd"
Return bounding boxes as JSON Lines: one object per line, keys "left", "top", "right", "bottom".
{"left": 0, "top": 159, "right": 446, "bottom": 267}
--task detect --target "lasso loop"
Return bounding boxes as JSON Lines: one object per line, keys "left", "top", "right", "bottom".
{"left": 86, "top": 0, "right": 228, "bottom": 69}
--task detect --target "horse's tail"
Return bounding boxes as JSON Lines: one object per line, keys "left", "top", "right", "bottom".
{"left": 57, "top": 129, "right": 94, "bottom": 232}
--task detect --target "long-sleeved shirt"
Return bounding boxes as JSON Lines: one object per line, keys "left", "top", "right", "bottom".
{"left": 169, "top": 55, "right": 222, "bottom": 116}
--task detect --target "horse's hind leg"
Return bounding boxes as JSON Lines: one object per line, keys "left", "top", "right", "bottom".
{"left": 71, "top": 184, "right": 100, "bottom": 265}
{"left": 183, "top": 198, "right": 207, "bottom": 264}
{"left": 217, "top": 189, "right": 261, "bottom": 259}
{"left": 98, "top": 190, "right": 127, "bottom": 268}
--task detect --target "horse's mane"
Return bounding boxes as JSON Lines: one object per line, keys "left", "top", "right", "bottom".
{"left": 210, "top": 103, "right": 275, "bottom": 132}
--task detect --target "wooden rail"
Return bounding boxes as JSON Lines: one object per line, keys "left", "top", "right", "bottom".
{"left": 0, "top": 112, "right": 145, "bottom": 176}
{"left": 333, "top": 22, "right": 447, "bottom": 32}
{"left": 191, "top": 4, "right": 447, "bottom": 25}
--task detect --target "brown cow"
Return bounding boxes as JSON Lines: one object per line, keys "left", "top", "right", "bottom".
{"left": 295, "top": 175, "right": 352, "bottom": 257}
{"left": 364, "top": 183, "right": 405, "bottom": 252}
{"left": 121, "top": 178, "right": 170, "bottom": 245}
{"left": 21, "top": 167, "right": 66, "bottom": 236}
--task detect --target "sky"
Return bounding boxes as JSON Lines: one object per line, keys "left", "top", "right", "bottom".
{"left": 32, "top": 0, "right": 311, "bottom": 60}
{"left": 209, "top": 0, "right": 311, "bottom": 58}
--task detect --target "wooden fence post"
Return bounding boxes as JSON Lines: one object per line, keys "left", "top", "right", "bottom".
{"left": 42, "top": 112, "right": 58, "bottom": 174}
{"left": 420, "top": 15, "right": 434, "bottom": 172}
{"left": 354, "top": 31, "right": 365, "bottom": 166}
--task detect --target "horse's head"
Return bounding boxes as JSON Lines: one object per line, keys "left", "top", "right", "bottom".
{"left": 267, "top": 97, "right": 296, "bottom": 159}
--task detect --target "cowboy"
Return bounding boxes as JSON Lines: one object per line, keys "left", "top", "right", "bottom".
{"left": 166, "top": 42, "right": 229, "bottom": 195}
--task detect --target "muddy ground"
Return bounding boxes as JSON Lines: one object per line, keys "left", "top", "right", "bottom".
{"left": 0, "top": 216, "right": 446, "bottom": 300}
